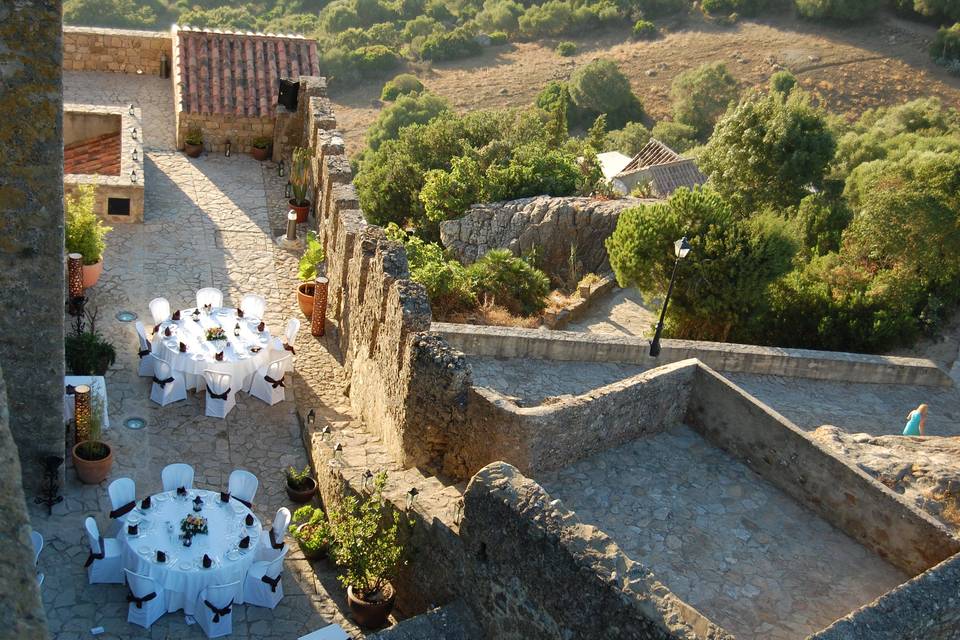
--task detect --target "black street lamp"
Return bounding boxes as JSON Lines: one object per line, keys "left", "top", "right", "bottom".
{"left": 650, "top": 236, "right": 691, "bottom": 357}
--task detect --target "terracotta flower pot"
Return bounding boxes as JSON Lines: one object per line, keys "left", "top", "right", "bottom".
{"left": 251, "top": 146, "right": 270, "bottom": 161}
{"left": 295, "top": 524, "right": 329, "bottom": 561}
{"left": 82, "top": 260, "right": 103, "bottom": 289}
{"left": 184, "top": 142, "right": 203, "bottom": 158}
{"left": 347, "top": 583, "right": 395, "bottom": 629}
{"left": 289, "top": 199, "right": 311, "bottom": 223}
{"left": 286, "top": 476, "right": 317, "bottom": 504}
{"left": 297, "top": 282, "right": 315, "bottom": 319}
{"left": 72, "top": 441, "right": 113, "bottom": 485}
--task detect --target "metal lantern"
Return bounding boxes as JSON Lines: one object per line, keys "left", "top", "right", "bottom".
{"left": 67, "top": 253, "right": 84, "bottom": 299}
{"left": 306, "top": 409, "right": 315, "bottom": 425}
{"left": 361, "top": 470, "right": 374, "bottom": 493}
{"left": 132, "top": 148, "right": 138, "bottom": 162}
{"left": 311, "top": 276, "right": 329, "bottom": 338}
{"left": 320, "top": 424, "right": 331, "bottom": 441}
{"left": 405, "top": 487, "right": 420, "bottom": 511}
{"left": 278, "top": 159, "right": 285, "bottom": 177}
{"left": 74, "top": 385, "right": 92, "bottom": 444}
{"left": 225, "top": 140, "right": 232, "bottom": 157}
{"left": 128, "top": 103, "right": 135, "bottom": 115}
{"left": 284, "top": 181, "right": 292, "bottom": 199}
{"left": 331, "top": 442, "right": 344, "bottom": 466}
{"left": 131, "top": 127, "right": 137, "bottom": 140}
{"left": 131, "top": 169, "right": 138, "bottom": 183}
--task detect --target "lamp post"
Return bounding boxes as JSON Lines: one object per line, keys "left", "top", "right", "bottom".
{"left": 649, "top": 236, "right": 691, "bottom": 358}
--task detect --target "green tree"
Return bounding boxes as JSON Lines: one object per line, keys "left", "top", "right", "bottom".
{"left": 545, "top": 85, "right": 570, "bottom": 148}
{"left": 568, "top": 59, "right": 644, "bottom": 129}
{"left": 64, "top": 0, "right": 163, "bottom": 27}
{"left": 795, "top": 0, "right": 883, "bottom": 21}
{"left": 670, "top": 62, "right": 739, "bottom": 140}
{"left": 604, "top": 121, "right": 651, "bottom": 155}
{"left": 586, "top": 114, "right": 608, "bottom": 151}
{"left": 650, "top": 120, "right": 697, "bottom": 152}
{"left": 381, "top": 73, "right": 425, "bottom": 101}
{"left": 769, "top": 70, "right": 797, "bottom": 96}
{"left": 365, "top": 92, "right": 451, "bottom": 151}
{"left": 421, "top": 155, "right": 485, "bottom": 222}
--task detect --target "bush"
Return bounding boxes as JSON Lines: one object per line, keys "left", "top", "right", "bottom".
{"left": 402, "top": 15, "right": 442, "bottom": 40}
{"left": 298, "top": 231, "right": 326, "bottom": 281}
{"left": 468, "top": 249, "right": 551, "bottom": 315}
{"left": 625, "top": 0, "right": 689, "bottom": 17}
{"left": 568, "top": 59, "right": 644, "bottom": 129}
{"left": 632, "top": 19, "right": 657, "bottom": 39}
{"left": 769, "top": 70, "right": 797, "bottom": 95}
{"left": 651, "top": 120, "right": 698, "bottom": 152}
{"left": 556, "top": 41, "right": 577, "bottom": 56}
{"left": 366, "top": 92, "right": 451, "bottom": 151}
{"left": 702, "top": 0, "right": 767, "bottom": 14}
{"left": 519, "top": 0, "right": 574, "bottom": 37}
{"left": 670, "top": 62, "right": 739, "bottom": 140}
{"left": 386, "top": 224, "right": 477, "bottom": 312}
{"left": 421, "top": 25, "right": 483, "bottom": 61}
{"left": 65, "top": 185, "right": 112, "bottom": 265}
{"left": 489, "top": 30, "right": 509, "bottom": 44}
{"left": 475, "top": 0, "right": 524, "bottom": 33}
{"left": 289, "top": 505, "right": 332, "bottom": 557}
{"left": 604, "top": 121, "right": 651, "bottom": 155}
{"left": 381, "top": 73, "right": 425, "bottom": 101}
{"left": 931, "top": 23, "right": 960, "bottom": 62}
{"left": 65, "top": 330, "right": 117, "bottom": 376}
{"left": 349, "top": 44, "right": 400, "bottom": 76}
{"left": 795, "top": 0, "right": 883, "bottom": 21}
{"left": 794, "top": 192, "right": 852, "bottom": 256}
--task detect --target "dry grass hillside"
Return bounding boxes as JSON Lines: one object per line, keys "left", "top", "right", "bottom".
{"left": 329, "top": 10, "right": 960, "bottom": 155}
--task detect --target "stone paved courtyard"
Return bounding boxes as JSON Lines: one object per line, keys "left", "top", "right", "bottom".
{"left": 28, "top": 72, "right": 372, "bottom": 640}
{"left": 538, "top": 426, "right": 908, "bottom": 640}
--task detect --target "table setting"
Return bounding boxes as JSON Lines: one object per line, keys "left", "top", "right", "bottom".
{"left": 119, "top": 487, "right": 262, "bottom": 614}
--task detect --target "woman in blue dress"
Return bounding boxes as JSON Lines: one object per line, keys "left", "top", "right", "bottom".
{"left": 902, "top": 403, "right": 928, "bottom": 436}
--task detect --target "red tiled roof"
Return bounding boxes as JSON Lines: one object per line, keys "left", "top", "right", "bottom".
{"left": 64, "top": 132, "right": 121, "bottom": 176}
{"left": 175, "top": 26, "right": 319, "bottom": 117}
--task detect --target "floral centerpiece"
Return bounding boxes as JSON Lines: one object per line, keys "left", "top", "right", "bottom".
{"left": 181, "top": 514, "right": 208, "bottom": 538}
{"left": 205, "top": 327, "right": 227, "bottom": 342}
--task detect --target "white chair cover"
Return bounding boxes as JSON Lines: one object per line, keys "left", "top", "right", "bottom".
{"left": 242, "top": 546, "right": 288, "bottom": 609}
{"left": 256, "top": 507, "right": 290, "bottom": 562}
{"left": 195, "top": 581, "right": 240, "bottom": 639}
{"left": 196, "top": 288, "right": 224, "bottom": 310}
{"left": 134, "top": 321, "right": 153, "bottom": 377}
{"left": 298, "top": 624, "right": 350, "bottom": 640}
{"left": 83, "top": 517, "right": 123, "bottom": 584}
{"left": 248, "top": 359, "right": 286, "bottom": 406}
{"left": 239, "top": 293, "right": 267, "bottom": 320}
{"left": 161, "top": 462, "right": 195, "bottom": 492}
{"left": 149, "top": 297, "right": 171, "bottom": 325}
{"left": 107, "top": 477, "right": 137, "bottom": 522}
{"left": 30, "top": 529, "right": 43, "bottom": 586}
{"left": 228, "top": 469, "right": 259, "bottom": 509}
{"left": 204, "top": 370, "right": 236, "bottom": 419}
{"left": 271, "top": 318, "right": 300, "bottom": 373}
{"left": 150, "top": 355, "right": 187, "bottom": 406}
{"left": 124, "top": 568, "right": 167, "bottom": 629}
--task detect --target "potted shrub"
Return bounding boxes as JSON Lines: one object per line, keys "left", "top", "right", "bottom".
{"left": 330, "top": 472, "right": 406, "bottom": 629}
{"left": 289, "top": 505, "right": 333, "bottom": 561}
{"left": 72, "top": 394, "right": 113, "bottom": 484}
{"left": 286, "top": 465, "right": 318, "bottom": 503}
{"left": 289, "top": 146, "right": 312, "bottom": 223}
{"left": 65, "top": 185, "right": 112, "bottom": 288}
{"left": 65, "top": 331, "right": 117, "bottom": 375}
{"left": 184, "top": 125, "right": 204, "bottom": 158}
{"left": 251, "top": 136, "right": 271, "bottom": 161}
{"left": 297, "top": 231, "right": 326, "bottom": 318}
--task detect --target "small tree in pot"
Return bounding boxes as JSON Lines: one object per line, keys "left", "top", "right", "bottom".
{"left": 289, "top": 505, "right": 332, "bottom": 561}
{"left": 330, "top": 472, "right": 406, "bottom": 629}
{"left": 72, "top": 393, "right": 113, "bottom": 484}
{"left": 285, "top": 465, "right": 318, "bottom": 503}
{"left": 251, "top": 136, "right": 271, "bottom": 161}
{"left": 184, "top": 125, "right": 204, "bottom": 157}
{"left": 65, "top": 185, "right": 112, "bottom": 288}
{"left": 297, "top": 231, "right": 325, "bottom": 318}
{"left": 289, "top": 147, "right": 312, "bottom": 222}
{"left": 65, "top": 306, "right": 116, "bottom": 376}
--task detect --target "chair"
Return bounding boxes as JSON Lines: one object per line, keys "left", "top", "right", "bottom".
{"left": 30, "top": 529, "right": 44, "bottom": 586}
{"left": 228, "top": 469, "right": 259, "bottom": 509}
{"left": 134, "top": 322, "right": 153, "bottom": 377}
{"left": 203, "top": 370, "right": 236, "bottom": 419}
{"left": 107, "top": 477, "right": 137, "bottom": 521}
{"left": 255, "top": 507, "right": 291, "bottom": 562}
{"left": 124, "top": 569, "right": 167, "bottom": 629}
{"left": 271, "top": 318, "right": 300, "bottom": 365}
{"left": 239, "top": 293, "right": 267, "bottom": 320}
{"left": 161, "top": 463, "right": 195, "bottom": 492}
{"left": 248, "top": 358, "right": 287, "bottom": 406}
{"left": 149, "top": 356, "right": 187, "bottom": 406}
{"left": 196, "top": 288, "right": 223, "bottom": 311}
{"left": 83, "top": 517, "right": 123, "bottom": 584}
{"left": 242, "top": 546, "right": 288, "bottom": 609}
{"left": 194, "top": 581, "right": 240, "bottom": 638}
{"left": 148, "top": 297, "right": 171, "bottom": 325}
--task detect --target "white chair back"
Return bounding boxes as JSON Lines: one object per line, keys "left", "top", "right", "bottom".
{"left": 30, "top": 529, "right": 43, "bottom": 565}
{"left": 152, "top": 355, "right": 173, "bottom": 380}
{"left": 265, "top": 359, "right": 285, "bottom": 383}
{"left": 84, "top": 517, "right": 101, "bottom": 553}
{"left": 204, "top": 370, "right": 232, "bottom": 395}
{"left": 284, "top": 318, "right": 300, "bottom": 346}
{"left": 134, "top": 321, "right": 150, "bottom": 350}
{"left": 125, "top": 568, "right": 160, "bottom": 598}
{"left": 108, "top": 477, "right": 136, "bottom": 514}
{"left": 161, "top": 463, "right": 195, "bottom": 492}
{"left": 196, "top": 288, "right": 223, "bottom": 310}
{"left": 228, "top": 469, "right": 259, "bottom": 507}
{"left": 148, "top": 298, "right": 171, "bottom": 325}
{"left": 273, "top": 507, "right": 291, "bottom": 536}
{"left": 239, "top": 294, "right": 267, "bottom": 320}
{"left": 264, "top": 549, "right": 287, "bottom": 580}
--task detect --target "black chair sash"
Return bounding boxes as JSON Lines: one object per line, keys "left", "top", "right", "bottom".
{"left": 153, "top": 376, "right": 174, "bottom": 388}
{"left": 261, "top": 574, "right": 282, "bottom": 593}
{"left": 268, "top": 528, "right": 284, "bottom": 550}
{"left": 138, "top": 348, "right": 151, "bottom": 358}
{"left": 206, "top": 385, "right": 230, "bottom": 401}
{"left": 204, "top": 599, "right": 233, "bottom": 623}
{"left": 153, "top": 324, "right": 161, "bottom": 334}
{"left": 110, "top": 500, "right": 136, "bottom": 519}
{"left": 65, "top": 384, "right": 76, "bottom": 395}
{"left": 283, "top": 343, "right": 296, "bottom": 355}
{"left": 127, "top": 590, "right": 157, "bottom": 609}
{"left": 84, "top": 536, "right": 105, "bottom": 568}
{"left": 264, "top": 374, "right": 285, "bottom": 389}
{"left": 233, "top": 496, "right": 252, "bottom": 508}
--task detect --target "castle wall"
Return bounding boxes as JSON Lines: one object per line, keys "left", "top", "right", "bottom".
{"left": 63, "top": 26, "right": 171, "bottom": 76}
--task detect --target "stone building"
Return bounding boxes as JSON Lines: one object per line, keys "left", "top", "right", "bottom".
{"left": 603, "top": 138, "right": 707, "bottom": 196}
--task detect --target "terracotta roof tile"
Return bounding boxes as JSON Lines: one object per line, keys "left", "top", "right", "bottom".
{"left": 64, "top": 132, "right": 121, "bottom": 176}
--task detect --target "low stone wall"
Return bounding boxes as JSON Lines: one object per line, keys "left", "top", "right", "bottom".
{"left": 63, "top": 26, "right": 171, "bottom": 75}
{"left": 434, "top": 323, "right": 952, "bottom": 387}
{"left": 175, "top": 112, "right": 275, "bottom": 154}
{"left": 543, "top": 273, "right": 616, "bottom": 329}
{"left": 685, "top": 364, "right": 960, "bottom": 576}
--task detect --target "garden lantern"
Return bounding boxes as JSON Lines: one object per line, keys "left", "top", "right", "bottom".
{"left": 650, "top": 236, "right": 691, "bottom": 358}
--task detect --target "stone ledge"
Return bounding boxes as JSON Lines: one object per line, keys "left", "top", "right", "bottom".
{"left": 64, "top": 25, "right": 171, "bottom": 39}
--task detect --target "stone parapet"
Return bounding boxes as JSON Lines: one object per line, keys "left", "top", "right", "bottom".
{"left": 63, "top": 26, "right": 171, "bottom": 75}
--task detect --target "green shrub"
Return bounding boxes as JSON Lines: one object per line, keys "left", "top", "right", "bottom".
{"left": 670, "top": 61, "right": 739, "bottom": 140}
{"left": 793, "top": 192, "right": 852, "bottom": 256}
{"left": 650, "top": 120, "right": 698, "bottom": 152}
{"left": 381, "top": 73, "right": 425, "bottom": 101}
{"left": 298, "top": 231, "right": 326, "bottom": 281}
{"left": 556, "top": 40, "right": 577, "bottom": 56}
{"left": 65, "top": 330, "right": 117, "bottom": 376}
{"left": 931, "top": 23, "right": 960, "bottom": 62}
{"left": 626, "top": 0, "right": 689, "bottom": 17}
{"left": 795, "top": 0, "right": 883, "bottom": 21}
{"left": 488, "top": 30, "right": 509, "bottom": 44}
{"left": 475, "top": 0, "right": 524, "bottom": 33}
{"left": 467, "top": 249, "right": 551, "bottom": 315}
{"left": 518, "top": 0, "right": 573, "bottom": 37}
{"left": 769, "top": 70, "right": 797, "bottom": 95}
{"left": 289, "top": 506, "right": 333, "bottom": 557}
{"left": 702, "top": 0, "right": 767, "bottom": 15}
{"left": 568, "top": 59, "right": 644, "bottom": 129}
{"left": 65, "top": 185, "right": 112, "bottom": 265}
{"left": 349, "top": 44, "right": 400, "bottom": 76}
{"left": 402, "top": 15, "right": 442, "bottom": 40}
{"left": 365, "top": 92, "right": 451, "bottom": 151}
{"left": 604, "top": 121, "right": 651, "bottom": 155}
{"left": 421, "top": 25, "right": 483, "bottom": 61}
{"left": 632, "top": 19, "right": 657, "bottom": 39}
{"left": 386, "top": 224, "right": 477, "bottom": 312}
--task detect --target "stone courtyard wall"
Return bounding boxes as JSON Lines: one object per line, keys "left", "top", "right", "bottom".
{"left": 63, "top": 26, "right": 171, "bottom": 76}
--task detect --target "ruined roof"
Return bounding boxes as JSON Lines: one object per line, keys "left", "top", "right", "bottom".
{"left": 64, "top": 132, "right": 121, "bottom": 175}
{"left": 644, "top": 159, "right": 708, "bottom": 197}
{"left": 174, "top": 25, "right": 319, "bottom": 118}
{"left": 618, "top": 138, "right": 682, "bottom": 174}
{"left": 596, "top": 151, "right": 633, "bottom": 181}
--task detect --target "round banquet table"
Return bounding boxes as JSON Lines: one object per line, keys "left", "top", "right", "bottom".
{"left": 119, "top": 489, "right": 262, "bottom": 614}
{"left": 151, "top": 306, "right": 273, "bottom": 388}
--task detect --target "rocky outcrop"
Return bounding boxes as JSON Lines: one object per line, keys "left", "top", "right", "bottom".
{"left": 439, "top": 196, "right": 653, "bottom": 279}
{"left": 811, "top": 426, "right": 960, "bottom": 532}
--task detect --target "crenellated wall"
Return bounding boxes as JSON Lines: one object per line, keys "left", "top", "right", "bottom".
{"left": 63, "top": 26, "right": 171, "bottom": 75}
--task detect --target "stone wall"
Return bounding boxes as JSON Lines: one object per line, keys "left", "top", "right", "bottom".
{"left": 62, "top": 26, "right": 171, "bottom": 75}
{"left": 175, "top": 112, "right": 276, "bottom": 154}
{"left": 684, "top": 364, "right": 960, "bottom": 576}
{"left": 1, "top": 0, "right": 67, "bottom": 494}
{"left": 439, "top": 196, "right": 653, "bottom": 277}
{"left": 435, "top": 323, "right": 952, "bottom": 387}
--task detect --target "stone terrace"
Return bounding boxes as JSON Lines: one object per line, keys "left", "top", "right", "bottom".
{"left": 538, "top": 425, "right": 908, "bottom": 639}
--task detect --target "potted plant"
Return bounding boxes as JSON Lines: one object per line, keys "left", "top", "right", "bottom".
{"left": 289, "top": 146, "right": 312, "bottom": 223}
{"left": 65, "top": 185, "right": 112, "bottom": 288}
{"left": 289, "top": 505, "right": 333, "bottom": 561}
{"left": 72, "top": 394, "right": 113, "bottom": 484}
{"left": 330, "top": 472, "right": 406, "bottom": 629}
{"left": 184, "top": 125, "right": 204, "bottom": 158}
{"left": 297, "top": 231, "right": 326, "bottom": 318}
{"left": 65, "top": 306, "right": 116, "bottom": 376}
{"left": 286, "top": 465, "right": 318, "bottom": 503}
{"left": 251, "top": 136, "right": 271, "bottom": 161}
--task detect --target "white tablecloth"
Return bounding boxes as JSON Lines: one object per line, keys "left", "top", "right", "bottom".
{"left": 120, "top": 489, "right": 262, "bottom": 614}
{"left": 64, "top": 376, "right": 110, "bottom": 429}
{"left": 151, "top": 307, "right": 272, "bottom": 386}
